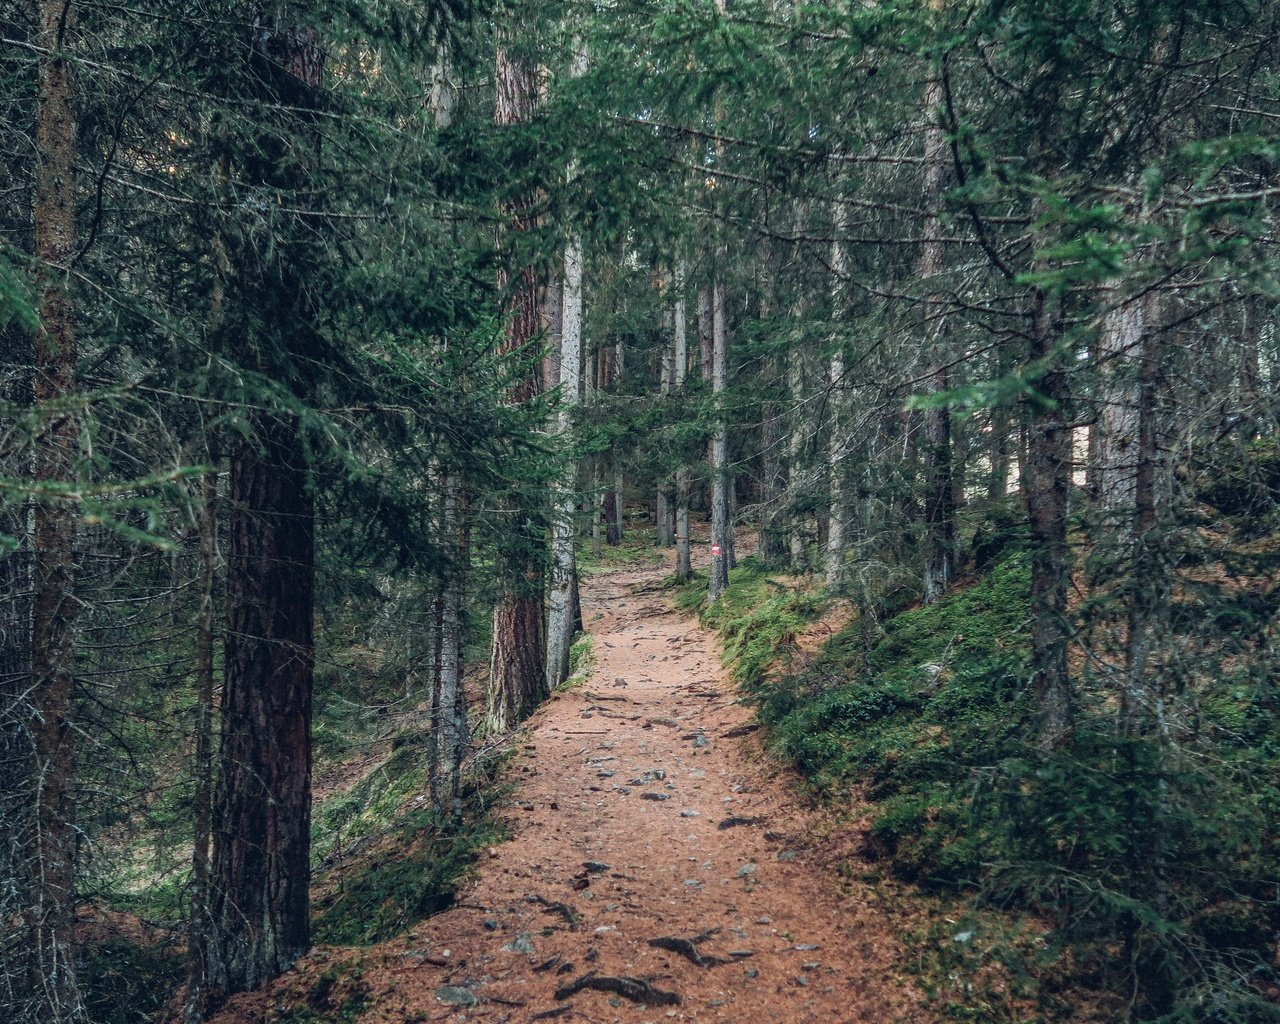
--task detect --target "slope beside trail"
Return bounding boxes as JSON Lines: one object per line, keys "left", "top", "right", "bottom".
{"left": 344, "top": 545, "right": 930, "bottom": 1024}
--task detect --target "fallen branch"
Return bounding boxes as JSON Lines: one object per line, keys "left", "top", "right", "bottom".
{"left": 530, "top": 1006, "right": 572, "bottom": 1020}
{"left": 718, "top": 815, "right": 763, "bottom": 830}
{"left": 553, "top": 972, "right": 680, "bottom": 1006}
{"left": 721, "top": 723, "right": 759, "bottom": 738}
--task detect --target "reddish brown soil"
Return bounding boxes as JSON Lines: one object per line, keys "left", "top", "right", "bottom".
{"left": 210, "top": 545, "right": 932, "bottom": 1024}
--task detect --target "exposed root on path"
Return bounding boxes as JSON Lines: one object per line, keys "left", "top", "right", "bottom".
{"left": 648, "top": 929, "right": 728, "bottom": 967}
{"left": 553, "top": 971, "right": 681, "bottom": 1006}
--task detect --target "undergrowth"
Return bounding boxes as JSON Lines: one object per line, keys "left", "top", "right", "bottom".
{"left": 312, "top": 749, "right": 510, "bottom": 946}
{"left": 695, "top": 525, "right": 1280, "bottom": 1021}
{"left": 672, "top": 556, "right": 825, "bottom": 687}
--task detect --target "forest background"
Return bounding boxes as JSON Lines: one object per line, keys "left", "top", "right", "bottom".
{"left": 3, "top": 1, "right": 1280, "bottom": 1022}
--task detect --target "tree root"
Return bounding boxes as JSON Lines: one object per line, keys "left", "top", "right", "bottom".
{"left": 528, "top": 894, "right": 581, "bottom": 930}
{"left": 717, "top": 815, "right": 763, "bottom": 830}
{"left": 553, "top": 972, "right": 680, "bottom": 1006}
{"left": 647, "top": 928, "right": 726, "bottom": 967}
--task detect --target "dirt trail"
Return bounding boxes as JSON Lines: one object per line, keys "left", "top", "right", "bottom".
{"left": 368, "top": 548, "right": 927, "bottom": 1024}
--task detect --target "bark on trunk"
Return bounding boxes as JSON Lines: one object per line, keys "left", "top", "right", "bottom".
{"left": 787, "top": 341, "right": 809, "bottom": 569}
{"left": 673, "top": 265, "right": 692, "bottom": 581}
{"left": 919, "top": 71, "right": 955, "bottom": 605}
{"left": 1026, "top": 294, "right": 1073, "bottom": 751}
{"left": 430, "top": 475, "right": 468, "bottom": 818}
{"left": 1092, "top": 292, "right": 1153, "bottom": 521}
{"left": 209, "top": 416, "right": 314, "bottom": 998}
{"left": 825, "top": 194, "right": 849, "bottom": 588}
{"left": 25, "top": 4, "right": 83, "bottom": 1018}
{"left": 708, "top": 282, "right": 731, "bottom": 602}
{"left": 487, "top": 34, "right": 547, "bottom": 733}
{"left": 185, "top": 460, "right": 219, "bottom": 1024}
{"left": 547, "top": 236, "right": 584, "bottom": 691}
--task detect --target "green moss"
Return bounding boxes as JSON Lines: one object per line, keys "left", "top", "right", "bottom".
{"left": 313, "top": 802, "right": 507, "bottom": 946}
{"left": 312, "top": 730, "right": 431, "bottom": 864}
{"left": 577, "top": 536, "right": 665, "bottom": 576}
{"left": 557, "top": 632, "right": 595, "bottom": 692}
{"left": 758, "top": 553, "right": 1033, "bottom": 884}
{"left": 676, "top": 557, "right": 826, "bottom": 687}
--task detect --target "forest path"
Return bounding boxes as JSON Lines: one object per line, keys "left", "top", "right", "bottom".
{"left": 376, "top": 546, "right": 925, "bottom": 1024}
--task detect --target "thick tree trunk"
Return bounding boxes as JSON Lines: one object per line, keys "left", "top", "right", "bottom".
{"left": 708, "top": 282, "right": 731, "bottom": 602}
{"left": 1092, "top": 292, "right": 1153, "bottom": 521}
{"left": 23, "top": 4, "right": 84, "bottom": 1019}
{"left": 209, "top": 417, "right": 314, "bottom": 998}
{"left": 207, "top": 14, "right": 321, "bottom": 1001}
{"left": 1026, "top": 294, "right": 1073, "bottom": 751}
{"left": 547, "top": 236, "right": 584, "bottom": 691}
{"left": 487, "top": 35, "right": 547, "bottom": 733}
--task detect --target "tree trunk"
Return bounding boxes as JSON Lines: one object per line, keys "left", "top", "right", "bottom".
{"left": 987, "top": 408, "right": 1010, "bottom": 501}
{"left": 547, "top": 235, "right": 584, "bottom": 691}
{"left": 825, "top": 193, "right": 849, "bottom": 589}
{"left": 487, "top": 33, "right": 547, "bottom": 733}
{"left": 1026, "top": 293, "right": 1073, "bottom": 751}
{"left": 430, "top": 475, "right": 468, "bottom": 818}
{"left": 919, "top": 69, "right": 955, "bottom": 605}
{"left": 1092, "top": 292, "right": 1153, "bottom": 521}
{"left": 209, "top": 418, "right": 314, "bottom": 999}
{"left": 787, "top": 339, "right": 809, "bottom": 570}
{"left": 708, "top": 281, "right": 731, "bottom": 602}
{"left": 185, "top": 459, "right": 219, "bottom": 1024}
{"left": 25, "top": 3, "right": 84, "bottom": 1018}
{"left": 207, "top": 14, "right": 322, "bottom": 1001}
{"left": 673, "top": 261, "right": 692, "bottom": 581}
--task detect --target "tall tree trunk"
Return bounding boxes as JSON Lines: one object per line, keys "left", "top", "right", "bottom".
{"left": 1026, "top": 293, "right": 1073, "bottom": 751}
{"left": 547, "top": 235, "right": 584, "bottom": 690}
{"left": 825, "top": 193, "right": 849, "bottom": 588}
{"left": 430, "top": 474, "right": 468, "bottom": 818}
{"left": 207, "top": 15, "right": 322, "bottom": 1001}
{"left": 919, "top": 64, "right": 955, "bottom": 604}
{"left": 184, "top": 458, "right": 219, "bottom": 1024}
{"left": 708, "top": 281, "right": 731, "bottom": 602}
{"left": 787, "top": 337, "right": 809, "bottom": 569}
{"left": 209, "top": 416, "right": 314, "bottom": 998}
{"left": 673, "top": 261, "right": 692, "bottom": 581}
{"left": 24, "top": 4, "right": 83, "bottom": 1019}
{"left": 656, "top": 276, "right": 676, "bottom": 547}
{"left": 487, "top": 34, "right": 548, "bottom": 733}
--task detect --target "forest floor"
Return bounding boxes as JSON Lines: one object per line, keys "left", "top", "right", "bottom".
{"left": 210, "top": 540, "right": 939, "bottom": 1024}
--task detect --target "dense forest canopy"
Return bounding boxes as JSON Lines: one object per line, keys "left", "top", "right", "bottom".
{"left": 2, "top": 1, "right": 1279, "bottom": 1022}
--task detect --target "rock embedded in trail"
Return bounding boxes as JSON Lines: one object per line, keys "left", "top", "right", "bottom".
{"left": 435, "top": 985, "right": 479, "bottom": 1006}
